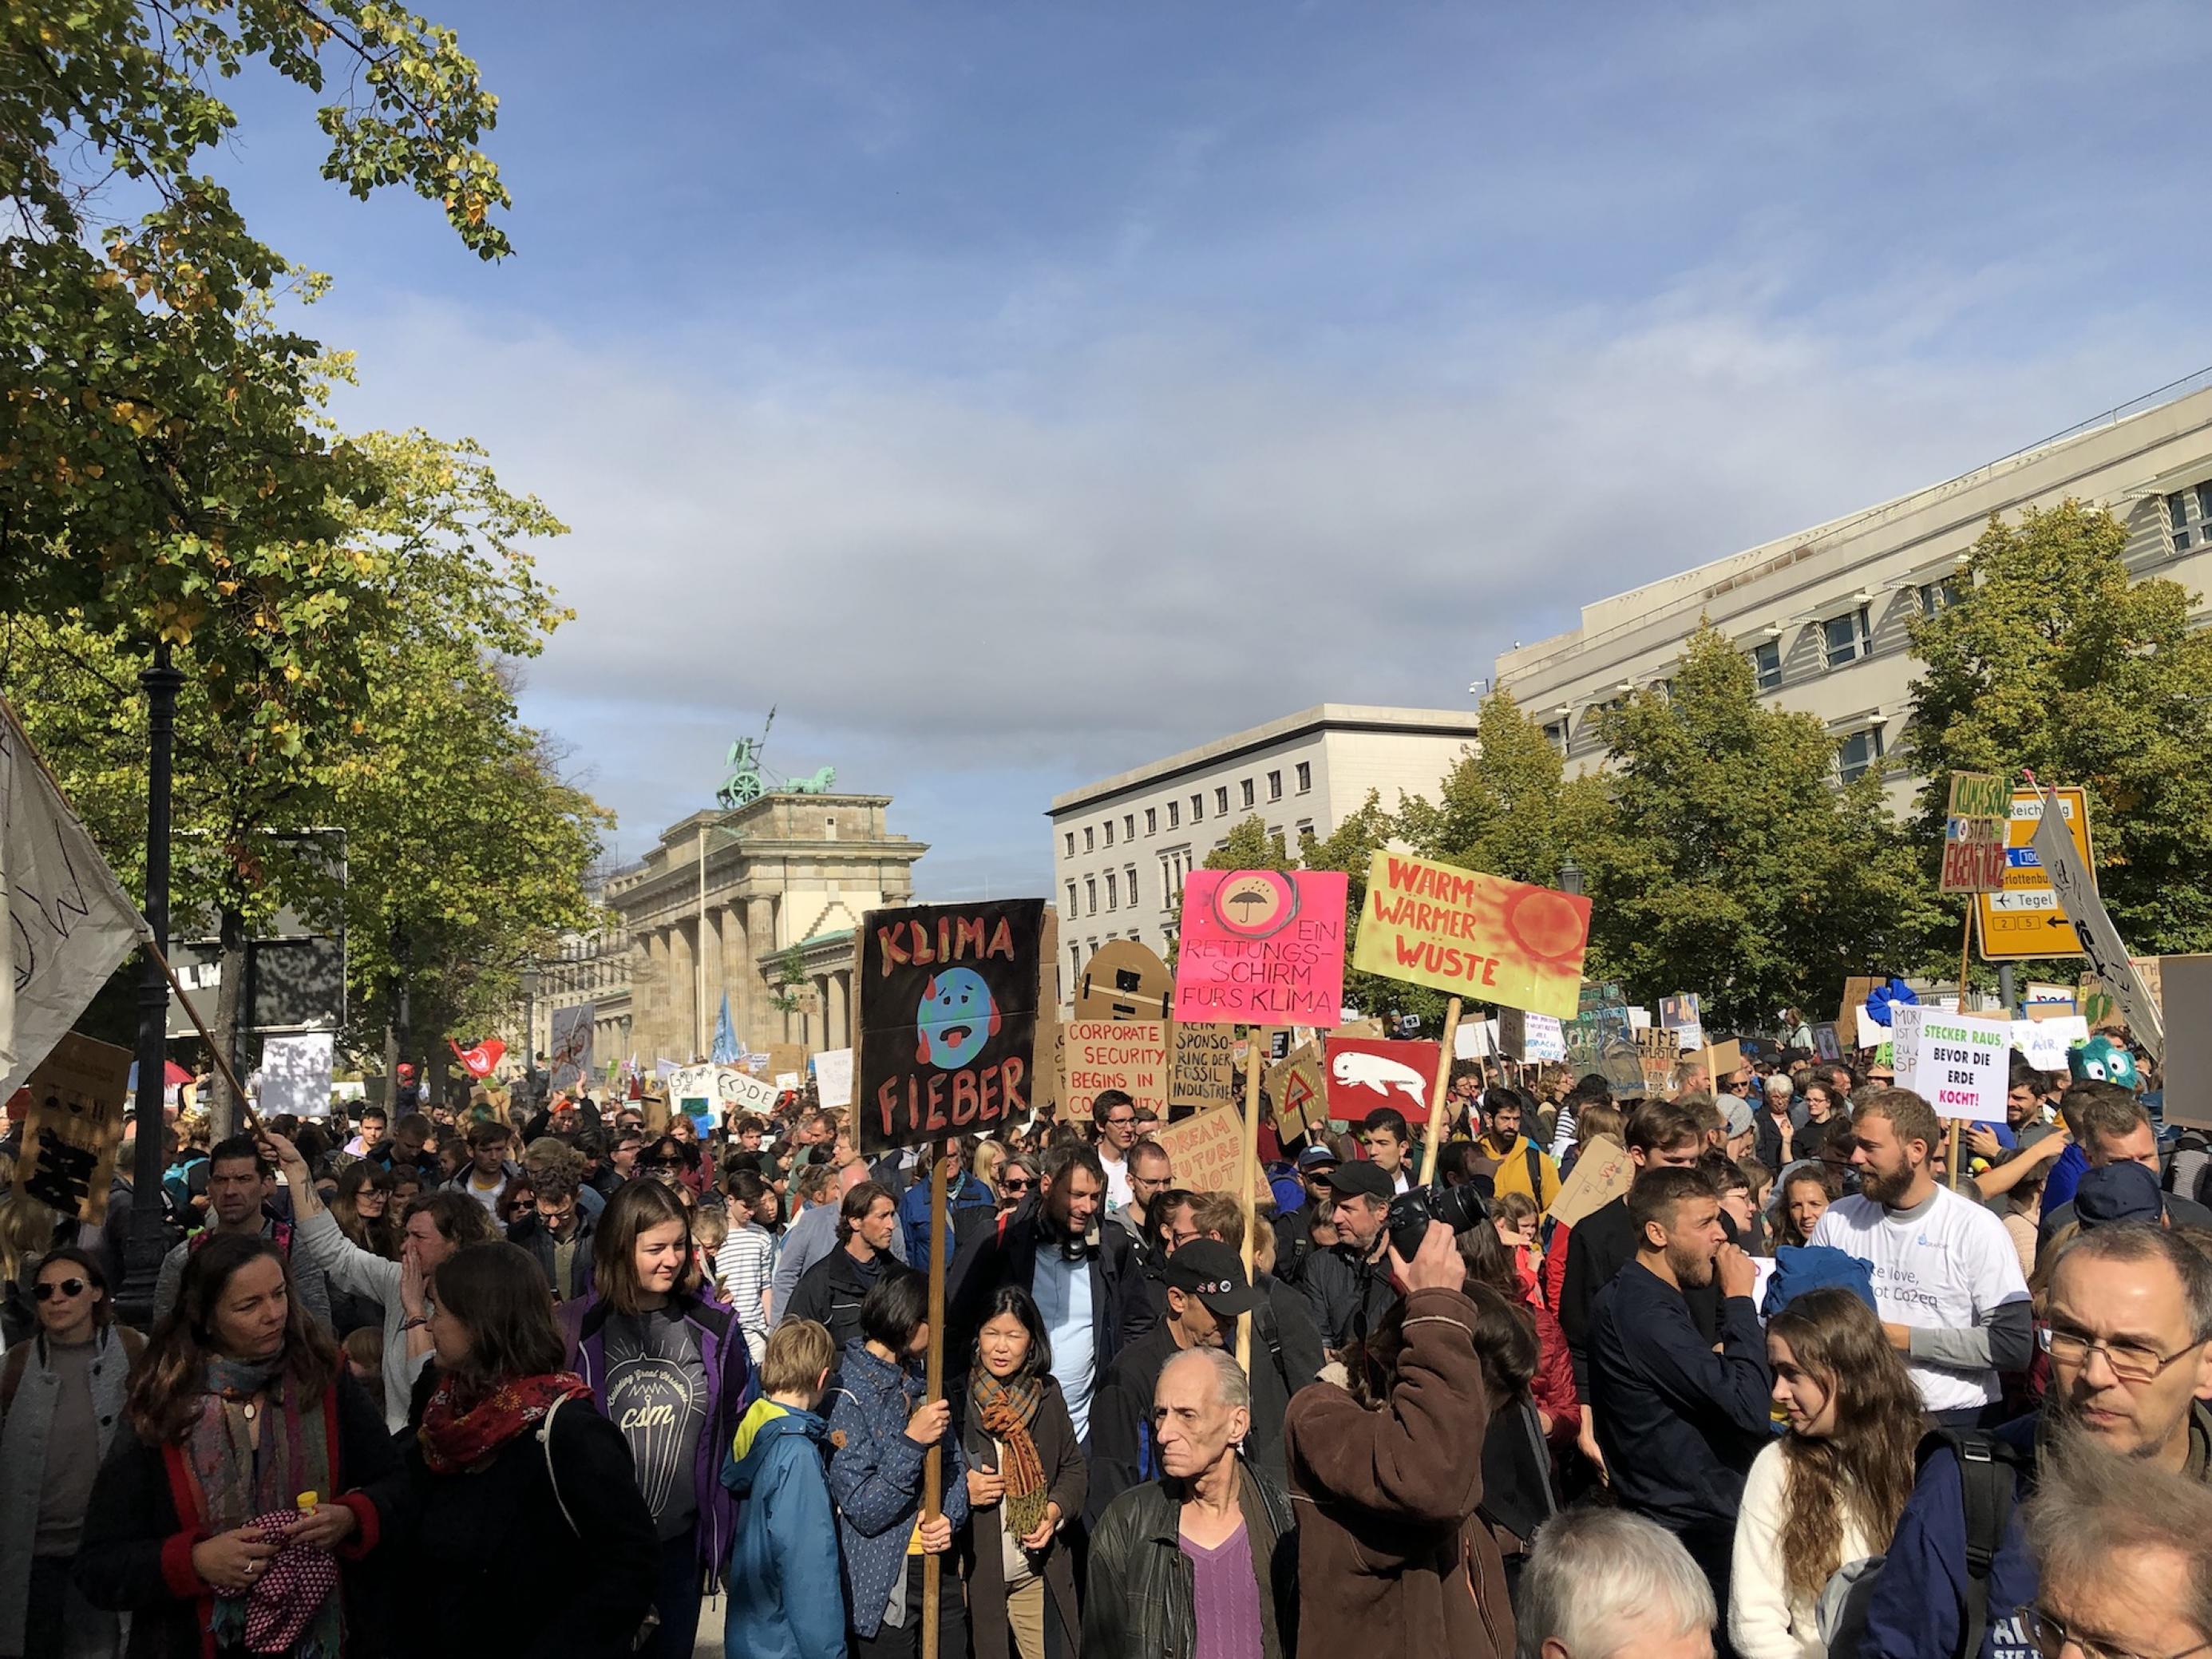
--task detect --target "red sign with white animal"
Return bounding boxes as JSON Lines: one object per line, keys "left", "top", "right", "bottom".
{"left": 1322, "top": 1037, "right": 1443, "bottom": 1126}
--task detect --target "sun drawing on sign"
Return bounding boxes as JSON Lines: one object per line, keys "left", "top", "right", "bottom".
{"left": 1500, "top": 884, "right": 1589, "bottom": 967}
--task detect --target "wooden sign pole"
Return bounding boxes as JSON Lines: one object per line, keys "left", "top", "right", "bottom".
{"left": 1417, "top": 997, "right": 1463, "bottom": 1188}
{"left": 1236, "top": 1033, "right": 1264, "bottom": 1376}
{"left": 920, "top": 1153, "right": 948, "bottom": 1659}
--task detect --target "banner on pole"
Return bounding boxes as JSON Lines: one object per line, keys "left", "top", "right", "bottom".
{"left": 1172, "top": 871, "right": 1347, "bottom": 1027}
{"left": 1351, "top": 853, "right": 1589, "bottom": 1019}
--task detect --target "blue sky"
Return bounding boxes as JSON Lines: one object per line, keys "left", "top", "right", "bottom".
{"left": 213, "top": 0, "right": 2212, "bottom": 897}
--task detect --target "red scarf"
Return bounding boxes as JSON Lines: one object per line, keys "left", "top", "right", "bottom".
{"left": 417, "top": 1370, "right": 591, "bottom": 1474}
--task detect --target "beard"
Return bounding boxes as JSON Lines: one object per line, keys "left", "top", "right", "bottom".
{"left": 1860, "top": 1165, "right": 1916, "bottom": 1206}
{"left": 1667, "top": 1240, "right": 1716, "bottom": 1288}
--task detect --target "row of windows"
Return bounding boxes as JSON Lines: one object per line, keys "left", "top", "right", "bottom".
{"left": 1062, "top": 762, "right": 1313, "bottom": 858}
{"left": 1067, "top": 863, "right": 1146, "bottom": 917}
{"left": 1070, "top": 932, "right": 1165, "bottom": 985}
{"left": 2168, "top": 481, "right": 2212, "bottom": 552}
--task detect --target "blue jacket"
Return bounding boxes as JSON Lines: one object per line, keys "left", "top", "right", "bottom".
{"left": 899, "top": 1171, "right": 996, "bottom": 1276}
{"left": 1589, "top": 1260, "right": 1771, "bottom": 1534}
{"left": 825, "top": 1339, "right": 971, "bottom": 1639}
{"left": 560, "top": 1290, "right": 756, "bottom": 1592}
{"left": 721, "top": 1400, "right": 844, "bottom": 1659}
{"left": 1858, "top": 1414, "right": 2040, "bottom": 1659}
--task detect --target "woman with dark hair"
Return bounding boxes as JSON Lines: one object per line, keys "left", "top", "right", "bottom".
{"left": 401, "top": 1241, "right": 658, "bottom": 1658}
{"left": 558, "top": 1178, "right": 752, "bottom": 1659}
{"left": 1773, "top": 1165, "right": 1841, "bottom": 1251}
{"left": 960, "top": 1285, "right": 1084, "bottom": 1659}
{"left": 325, "top": 1163, "right": 398, "bottom": 1338}
{"left": 1455, "top": 1227, "right": 1570, "bottom": 1594}
{"left": 828, "top": 1269, "right": 971, "bottom": 1659}
{"left": 0, "top": 1246, "right": 144, "bottom": 1659}
{"left": 661, "top": 1121, "right": 709, "bottom": 1198}
{"left": 73, "top": 1233, "right": 394, "bottom": 1657}
{"left": 1729, "top": 1285, "right": 1925, "bottom": 1659}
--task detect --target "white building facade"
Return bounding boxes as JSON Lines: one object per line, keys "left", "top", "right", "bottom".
{"left": 1494, "top": 381, "right": 2212, "bottom": 798}
{"left": 1047, "top": 704, "right": 1482, "bottom": 988}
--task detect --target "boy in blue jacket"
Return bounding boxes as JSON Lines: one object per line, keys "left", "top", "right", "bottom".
{"left": 722, "top": 1318, "right": 844, "bottom": 1659}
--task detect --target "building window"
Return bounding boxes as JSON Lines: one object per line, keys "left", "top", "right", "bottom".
{"left": 1167, "top": 800, "right": 1180, "bottom": 830}
{"left": 1838, "top": 726, "right": 1886, "bottom": 785}
{"left": 1104, "top": 819, "right": 1114, "bottom": 847}
{"left": 1240, "top": 779, "right": 1255, "bottom": 810}
{"left": 1295, "top": 818, "right": 1314, "bottom": 842}
{"left": 1085, "top": 878, "right": 1097, "bottom": 915}
{"left": 1146, "top": 808, "right": 1157, "bottom": 835}
{"left": 1125, "top": 865, "right": 1138, "bottom": 906}
{"left": 1063, "top": 831, "right": 1074, "bottom": 857}
{"left": 1296, "top": 762, "right": 1312, "bottom": 794}
{"left": 1084, "top": 826, "right": 1094, "bottom": 853}
{"left": 1823, "top": 607, "right": 1871, "bottom": 669}
{"left": 1267, "top": 770, "right": 1283, "bottom": 802}
{"left": 1070, "top": 943, "right": 1082, "bottom": 984}
{"left": 1191, "top": 793, "right": 1205, "bottom": 822}
{"left": 1215, "top": 786, "right": 1229, "bottom": 815}
{"left": 824, "top": 816, "right": 837, "bottom": 838}
{"left": 1065, "top": 881, "right": 1077, "bottom": 915}
{"left": 2170, "top": 489, "right": 2205, "bottom": 554}
{"left": 1748, "top": 639, "right": 1782, "bottom": 692}
{"left": 1105, "top": 873, "right": 1118, "bottom": 909}
{"left": 1541, "top": 718, "right": 1570, "bottom": 754}
{"left": 1159, "top": 856, "right": 1172, "bottom": 902}
{"left": 1918, "top": 579, "right": 1961, "bottom": 617}
{"left": 1124, "top": 814, "right": 1135, "bottom": 840}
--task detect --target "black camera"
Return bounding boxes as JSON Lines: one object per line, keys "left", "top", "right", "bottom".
{"left": 1386, "top": 1175, "right": 1493, "bottom": 1261}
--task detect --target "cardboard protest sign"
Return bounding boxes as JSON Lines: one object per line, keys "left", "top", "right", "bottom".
{"left": 2157, "top": 955, "right": 2212, "bottom": 1130}
{"left": 767, "top": 1043, "right": 807, "bottom": 1083}
{"left": 1062, "top": 1020, "right": 1169, "bottom": 1118}
{"left": 1172, "top": 870, "right": 1347, "bottom": 1026}
{"left": 1547, "top": 1134, "right": 1632, "bottom": 1228}
{"left": 1893, "top": 1006, "right": 2008, "bottom": 1124}
{"left": 854, "top": 899, "right": 1046, "bottom": 1151}
{"left": 1635, "top": 1027, "right": 1678, "bottom": 1097}
{"left": 1941, "top": 771, "right": 2012, "bottom": 893}
{"left": 812, "top": 1047, "right": 853, "bottom": 1109}
{"left": 1074, "top": 939, "right": 1173, "bottom": 1022}
{"left": 2010, "top": 1016, "right": 2088, "bottom": 1072}
{"left": 1266, "top": 1043, "right": 1329, "bottom": 1142}
{"left": 1153, "top": 1103, "right": 1267, "bottom": 1201}
{"left": 1323, "top": 1037, "right": 1442, "bottom": 1125}
{"left": 1564, "top": 982, "right": 1632, "bottom": 1071}
{"left": 1166, "top": 1022, "right": 1237, "bottom": 1112}
{"left": 12, "top": 1032, "right": 132, "bottom": 1224}
{"left": 1835, "top": 976, "right": 1881, "bottom": 1050}
{"left": 716, "top": 1066, "right": 781, "bottom": 1117}
{"left": 1351, "top": 853, "right": 1590, "bottom": 1019}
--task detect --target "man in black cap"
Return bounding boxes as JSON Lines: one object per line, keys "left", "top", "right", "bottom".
{"left": 1087, "top": 1237, "right": 1260, "bottom": 1514}
{"left": 1270, "top": 1143, "right": 1339, "bottom": 1289}
{"left": 1300, "top": 1158, "right": 1399, "bottom": 1357}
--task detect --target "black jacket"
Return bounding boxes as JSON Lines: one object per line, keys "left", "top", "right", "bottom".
{"left": 73, "top": 1371, "right": 398, "bottom": 1659}
{"left": 948, "top": 1199, "right": 1139, "bottom": 1416}
{"left": 506, "top": 1210, "right": 599, "bottom": 1303}
{"left": 961, "top": 1376, "right": 1088, "bottom": 1659}
{"left": 1588, "top": 1261, "right": 1771, "bottom": 1535}
{"left": 1082, "top": 1463, "right": 1296, "bottom": 1659}
{"left": 1558, "top": 1194, "right": 1722, "bottom": 1395}
{"left": 783, "top": 1243, "right": 891, "bottom": 1356}
{"left": 1299, "top": 1243, "right": 1396, "bottom": 1354}
{"left": 384, "top": 1367, "right": 659, "bottom": 1659}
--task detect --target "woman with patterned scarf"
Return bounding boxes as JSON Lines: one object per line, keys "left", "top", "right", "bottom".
{"left": 395, "top": 1240, "right": 658, "bottom": 1659}
{"left": 960, "top": 1285, "right": 1087, "bottom": 1659}
{"left": 74, "top": 1233, "right": 397, "bottom": 1658}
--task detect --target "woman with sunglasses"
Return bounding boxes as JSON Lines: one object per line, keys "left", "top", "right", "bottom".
{"left": 995, "top": 1154, "right": 1039, "bottom": 1217}
{"left": 73, "top": 1233, "right": 398, "bottom": 1657}
{"left": 0, "top": 1249, "right": 144, "bottom": 1659}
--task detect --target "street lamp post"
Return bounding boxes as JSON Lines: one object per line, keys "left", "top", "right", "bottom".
{"left": 1557, "top": 856, "right": 1584, "bottom": 897}
{"left": 117, "top": 643, "right": 184, "bottom": 1327}
{"left": 520, "top": 964, "right": 541, "bottom": 1100}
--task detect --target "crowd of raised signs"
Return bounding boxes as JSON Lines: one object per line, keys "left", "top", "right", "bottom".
{"left": 0, "top": 1027, "right": 2206, "bottom": 1659}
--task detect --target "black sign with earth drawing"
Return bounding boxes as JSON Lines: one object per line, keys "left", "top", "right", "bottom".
{"left": 855, "top": 899, "right": 1047, "bottom": 1153}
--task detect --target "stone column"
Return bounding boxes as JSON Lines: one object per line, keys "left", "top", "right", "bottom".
{"left": 719, "top": 900, "right": 750, "bottom": 1047}
{"left": 746, "top": 895, "right": 778, "bottom": 1047}
{"left": 667, "top": 921, "right": 695, "bottom": 1060}
{"left": 638, "top": 931, "right": 665, "bottom": 1063}
{"left": 825, "top": 969, "right": 849, "bottom": 1052}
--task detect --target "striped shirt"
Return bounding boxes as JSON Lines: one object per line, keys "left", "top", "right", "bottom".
{"left": 716, "top": 1222, "right": 775, "bottom": 1364}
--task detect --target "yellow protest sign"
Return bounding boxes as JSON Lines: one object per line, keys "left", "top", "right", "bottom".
{"left": 1351, "top": 852, "right": 1590, "bottom": 1019}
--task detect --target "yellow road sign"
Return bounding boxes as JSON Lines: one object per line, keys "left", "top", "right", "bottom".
{"left": 1977, "top": 786, "right": 2093, "bottom": 960}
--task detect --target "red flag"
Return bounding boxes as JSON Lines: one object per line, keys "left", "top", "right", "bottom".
{"left": 449, "top": 1037, "right": 506, "bottom": 1080}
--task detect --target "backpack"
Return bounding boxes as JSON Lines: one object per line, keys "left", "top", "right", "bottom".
{"left": 1826, "top": 1429, "right": 2032, "bottom": 1659}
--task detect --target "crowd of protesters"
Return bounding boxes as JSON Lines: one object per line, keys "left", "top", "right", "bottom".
{"left": 0, "top": 1025, "right": 2207, "bottom": 1659}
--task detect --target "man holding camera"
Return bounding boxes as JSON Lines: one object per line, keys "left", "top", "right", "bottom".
{"left": 1300, "top": 1161, "right": 1401, "bottom": 1355}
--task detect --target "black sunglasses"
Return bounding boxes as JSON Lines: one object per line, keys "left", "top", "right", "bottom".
{"left": 34, "top": 1277, "right": 89, "bottom": 1301}
{"left": 1001, "top": 1178, "right": 1032, "bottom": 1192}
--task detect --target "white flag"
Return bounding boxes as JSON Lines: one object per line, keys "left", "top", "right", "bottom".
{"left": 0, "top": 699, "right": 146, "bottom": 1098}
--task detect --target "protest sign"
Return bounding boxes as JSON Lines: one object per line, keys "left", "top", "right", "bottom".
{"left": 2157, "top": 955, "right": 2212, "bottom": 1130}
{"left": 2010, "top": 1016, "right": 2089, "bottom": 1072}
{"left": 774, "top": 1071, "right": 800, "bottom": 1091}
{"left": 812, "top": 1047, "right": 853, "bottom": 1109}
{"left": 1835, "top": 976, "right": 1882, "bottom": 1050}
{"left": 1062, "top": 1020, "right": 1169, "bottom": 1118}
{"left": 2024, "top": 982, "right": 2074, "bottom": 1008}
{"left": 1895, "top": 1008, "right": 2008, "bottom": 1124}
{"left": 1168, "top": 1022, "right": 1237, "bottom": 1112}
{"left": 1453, "top": 1019, "right": 1501, "bottom": 1059}
{"left": 1323, "top": 1037, "right": 1442, "bottom": 1125}
{"left": 767, "top": 1043, "right": 807, "bottom": 1082}
{"left": 2027, "top": 786, "right": 2160, "bottom": 1058}
{"left": 667, "top": 1063, "right": 715, "bottom": 1119}
{"left": 1074, "top": 939, "right": 1173, "bottom": 1022}
{"left": 715, "top": 1066, "right": 781, "bottom": 1117}
{"left": 12, "top": 1032, "right": 132, "bottom": 1223}
{"left": 1266, "top": 1043, "right": 1328, "bottom": 1142}
{"left": 1547, "top": 1134, "right": 1632, "bottom": 1229}
{"left": 1351, "top": 853, "right": 1590, "bottom": 1018}
{"left": 854, "top": 899, "right": 1046, "bottom": 1151}
{"left": 548, "top": 1002, "right": 595, "bottom": 1092}
{"left": 1173, "top": 870, "right": 1347, "bottom": 1026}
{"left": 1941, "top": 771, "right": 2012, "bottom": 893}
{"left": 1659, "top": 993, "right": 1701, "bottom": 1031}
{"left": 1564, "top": 981, "right": 1632, "bottom": 1071}
{"left": 1635, "top": 1027, "right": 1678, "bottom": 1097}
{"left": 1153, "top": 1103, "right": 1266, "bottom": 1201}
{"left": 1497, "top": 1007, "right": 1568, "bottom": 1063}
{"left": 259, "top": 1032, "right": 334, "bottom": 1119}
{"left": 1811, "top": 1023, "right": 1842, "bottom": 1061}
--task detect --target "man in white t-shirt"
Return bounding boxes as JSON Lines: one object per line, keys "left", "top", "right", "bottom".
{"left": 1093, "top": 1089, "right": 1140, "bottom": 1215}
{"left": 1809, "top": 1087, "right": 2032, "bottom": 1426}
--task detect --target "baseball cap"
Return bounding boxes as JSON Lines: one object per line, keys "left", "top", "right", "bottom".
{"left": 1320, "top": 1161, "right": 1394, "bottom": 1202}
{"left": 1296, "top": 1145, "right": 1340, "bottom": 1173}
{"left": 2074, "top": 1161, "right": 2164, "bottom": 1229}
{"left": 1161, "top": 1238, "right": 1259, "bottom": 1316}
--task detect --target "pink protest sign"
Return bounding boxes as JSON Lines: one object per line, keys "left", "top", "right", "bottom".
{"left": 1170, "top": 869, "right": 1349, "bottom": 1027}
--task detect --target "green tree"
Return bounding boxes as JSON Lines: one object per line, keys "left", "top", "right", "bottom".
{"left": 1397, "top": 691, "right": 1586, "bottom": 889}
{"left": 1574, "top": 624, "right": 1938, "bottom": 1029}
{"left": 1904, "top": 500, "right": 2212, "bottom": 956}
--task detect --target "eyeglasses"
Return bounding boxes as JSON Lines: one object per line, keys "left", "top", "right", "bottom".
{"left": 34, "top": 1278, "right": 88, "bottom": 1301}
{"left": 2021, "top": 1604, "right": 2212, "bottom": 1659}
{"left": 1001, "top": 1178, "right": 1031, "bottom": 1194}
{"left": 2039, "top": 1324, "right": 2202, "bottom": 1385}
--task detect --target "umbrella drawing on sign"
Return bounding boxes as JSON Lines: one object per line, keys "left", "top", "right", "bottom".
{"left": 1228, "top": 889, "right": 1271, "bottom": 919}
